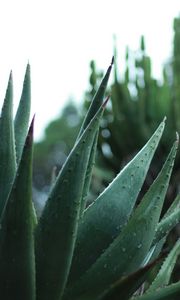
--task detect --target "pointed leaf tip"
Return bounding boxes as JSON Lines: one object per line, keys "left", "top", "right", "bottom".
{"left": 27, "top": 62, "right": 31, "bottom": 71}
{"left": 111, "top": 56, "right": 114, "bottom": 66}
{"left": 30, "top": 114, "right": 35, "bottom": 131}
{"left": 163, "top": 116, "right": 167, "bottom": 123}
{"left": 9, "top": 70, "right": 13, "bottom": 80}
{"left": 26, "top": 115, "right": 35, "bottom": 146}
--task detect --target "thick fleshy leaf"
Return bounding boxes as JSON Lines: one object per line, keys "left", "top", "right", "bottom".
{"left": 0, "top": 73, "right": 16, "bottom": 218}
{"left": 162, "top": 193, "right": 180, "bottom": 218}
{"left": 144, "top": 194, "right": 180, "bottom": 265}
{"left": 65, "top": 139, "right": 178, "bottom": 299}
{"left": 77, "top": 57, "right": 113, "bottom": 139}
{"left": 35, "top": 102, "right": 106, "bottom": 300}
{"left": 14, "top": 63, "right": 31, "bottom": 164}
{"left": 68, "top": 120, "right": 165, "bottom": 283}
{"left": 147, "top": 239, "right": 180, "bottom": 293}
{"left": 153, "top": 193, "right": 180, "bottom": 245}
{"left": 97, "top": 256, "right": 164, "bottom": 300}
{"left": 0, "top": 119, "right": 35, "bottom": 300}
{"left": 134, "top": 281, "right": 180, "bottom": 300}
{"left": 153, "top": 207, "right": 180, "bottom": 245}
{"left": 80, "top": 132, "right": 99, "bottom": 215}
{"left": 76, "top": 59, "right": 113, "bottom": 215}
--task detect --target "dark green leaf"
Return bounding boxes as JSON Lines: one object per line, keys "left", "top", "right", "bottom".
{"left": 145, "top": 194, "right": 180, "bottom": 264}
{"left": 0, "top": 72, "right": 16, "bottom": 218}
{"left": 80, "top": 132, "right": 98, "bottom": 215}
{"left": 134, "top": 281, "right": 180, "bottom": 300}
{"left": 0, "top": 118, "right": 36, "bottom": 300}
{"left": 65, "top": 138, "right": 178, "bottom": 300}
{"left": 77, "top": 58, "right": 113, "bottom": 139}
{"left": 153, "top": 207, "right": 180, "bottom": 245}
{"left": 14, "top": 63, "right": 31, "bottom": 164}
{"left": 97, "top": 256, "right": 164, "bottom": 300}
{"left": 69, "top": 120, "right": 165, "bottom": 283}
{"left": 35, "top": 103, "right": 106, "bottom": 300}
{"left": 147, "top": 239, "right": 180, "bottom": 293}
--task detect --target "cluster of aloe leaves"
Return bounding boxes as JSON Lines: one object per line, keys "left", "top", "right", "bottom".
{"left": 0, "top": 60, "right": 179, "bottom": 300}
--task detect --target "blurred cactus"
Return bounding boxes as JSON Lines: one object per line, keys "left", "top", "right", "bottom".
{"left": 93, "top": 21, "right": 180, "bottom": 205}
{"left": 173, "top": 17, "right": 180, "bottom": 131}
{"left": 33, "top": 102, "right": 81, "bottom": 191}
{"left": 33, "top": 16, "right": 180, "bottom": 204}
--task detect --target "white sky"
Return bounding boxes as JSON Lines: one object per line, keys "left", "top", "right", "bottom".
{"left": 0, "top": 0, "right": 179, "bottom": 140}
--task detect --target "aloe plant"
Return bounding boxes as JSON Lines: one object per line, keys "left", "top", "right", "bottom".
{"left": 77, "top": 16, "right": 180, "bottom": 207}
{"left": 0, "top": 62, "right": 179, "bottom": 300}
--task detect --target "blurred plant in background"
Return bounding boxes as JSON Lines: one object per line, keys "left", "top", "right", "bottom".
{"left": 33, "top": 102, "right": 81, "bottom": 212}
{"left": 34, "top": 102, "right": 81, "bottom": 189}
{"left": 33, "top": 16, "right": 180, "bottom": 210}
{"left": 96, "top": 17, "right": 180, "bottom": 204}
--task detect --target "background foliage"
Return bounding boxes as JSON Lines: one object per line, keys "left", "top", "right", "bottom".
{"left": 34, "top": 16, "right": 180, "bottom": 206}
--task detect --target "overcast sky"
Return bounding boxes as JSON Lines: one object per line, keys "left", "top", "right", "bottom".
{"left": 0, "top": 0, "right": 179, "bottom": 140}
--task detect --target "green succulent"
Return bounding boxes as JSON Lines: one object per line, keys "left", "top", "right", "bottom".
{"left": 80, "top": 17, "right": 180, "bottom": 205}
{"left": 0, "top": 61, "right": 179, "bottom": 300}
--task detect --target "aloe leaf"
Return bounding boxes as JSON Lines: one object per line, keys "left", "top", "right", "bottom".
{"left": 0, "top": 72, "right": 16, "bottom": 218}
{"left": 97, "top": 256, "right": 164, "bottom": 300}
{"left": 73, "top": 58, "right": 113, "bottom": 214}
{"left": 77, "top": 57, "right": 113, "bottom": 139}
{"left": 77, "top": 58, "right": 113, "bottom": 214}
{"left": 153, "top": 207, "right": 180, "bottom": 245}
{"left": 147, "top": 239, "right": 180, "bottom": 293}
{"left": 134, "top": 281, "right": 180, "bottom": 300}
{"left": 14, "top": 63, "right": 31, "bottom": 164}
{"left": 163, "top": 193, "right": 180, "bottom": 218}
{"left": 65, "top": 139, "right": 178, "bottom": 300}
{"left": 35, "top": 102, "right": 106, "bottom": 300}
{"left": 68, "top": 120, "right": 165, "bottom": 283}
{"left": 0, "top": 119, "right": 36, "bottom": 300}
{"left": 80, "top": 131, "right": 99, "bottom": 215}
{"left": 144, "top": 194, "right": 180, "bottom": 264}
